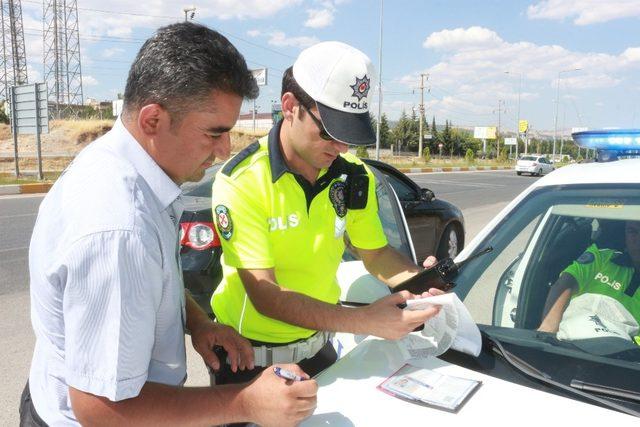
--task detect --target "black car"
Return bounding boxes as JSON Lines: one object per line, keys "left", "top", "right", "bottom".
{"left": 179, "top": 159, "right": 465, "bottom": 314}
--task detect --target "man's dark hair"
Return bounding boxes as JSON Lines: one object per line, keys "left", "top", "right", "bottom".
{"left": 281, "top": 66, "right": 314, "bottom": 110}
{"left": 123, "top": 22, "right": 258, "bottom": 122}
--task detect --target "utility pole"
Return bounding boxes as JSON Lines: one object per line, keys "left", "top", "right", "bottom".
{"left": 504, "top": 71, "right": 522, "bottom": 159}
{"left": 43, "top": 0, "right": 84, "bottom": 118}
{"left": 553, "top": 68, "right": 580, "bottom": 162}
{"left": 418, "top": 73, "right": 428, "bottom": 159}
{"left": 1, "top": 0, "right": 28, "bottom": 101}
{"left": 494, "top": 99, "right": 506, "bottom": 158}
{"left": 375, "top": 0, "right": 383, "bottom": 160}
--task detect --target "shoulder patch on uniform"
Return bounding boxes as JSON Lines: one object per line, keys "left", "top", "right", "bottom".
{"left": 214, "top": 205, "right": 233, "bottom": 240}
{"left": 222, "top": 141, "right": 260, "bottom": 176}
{"left": 576, "top": 251, "right": 595, "bottom": 264}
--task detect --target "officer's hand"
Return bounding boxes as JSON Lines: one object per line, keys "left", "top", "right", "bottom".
{"left": 421, "top": 256, "right": 449, "bottom": 295}
{"left": 190, "top": 321, "right": 254, "bottom": 372}
{"left": 364, "top": 291, "right": 441, "bottom": 340}
{"left": 241, "top": 364, "right": 317, "bottom": 427}
{"left": 422, "top": 255, "right": 438, "bottom": 268}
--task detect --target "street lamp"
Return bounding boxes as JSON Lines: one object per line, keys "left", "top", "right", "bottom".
{"left": 504, "top": 71, "right": 522, "bottom": 159}
{"left": 183, "top": 6, "right": 196, "bottom": 21}
{"left": 375, "top": 0, "right": 383, "bottom": 161}
{"left": 553, "top": 68, "right": 580, "bottom": 161}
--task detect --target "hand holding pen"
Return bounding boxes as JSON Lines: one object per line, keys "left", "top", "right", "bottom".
{"left": 274, "top": 366, "right": 308, "bottom": 382}
{"left": 244, "top": 364, "right": 317, "bottom": 426}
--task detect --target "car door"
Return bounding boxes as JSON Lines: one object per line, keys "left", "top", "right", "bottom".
{"left": 334, "top": 167, "right": 417, "bottom": 357}
{"left": 540, "top": 157, "right": 550, "bottom": 174}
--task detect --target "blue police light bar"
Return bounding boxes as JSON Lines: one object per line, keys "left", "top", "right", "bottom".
{"left": 571, "top": 129, "right": 640, "bottom": 150}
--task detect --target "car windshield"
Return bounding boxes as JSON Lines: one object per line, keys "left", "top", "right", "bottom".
{"left": 453, "top": 184, "right": 640, "bottom": 400}
{"left": 520, "top": 156, "right": 537, "bottom": 161}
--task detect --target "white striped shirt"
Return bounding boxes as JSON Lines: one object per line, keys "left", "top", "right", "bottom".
{"left": 28, "top": 118, "right": 187, "bottom": 426}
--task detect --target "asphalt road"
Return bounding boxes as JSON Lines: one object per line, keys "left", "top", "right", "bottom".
{"left": 409, "top": 170, "right": 538, "bottom": 240}
{"left": 0, "top": 169, "right": 538, "bottom": 424}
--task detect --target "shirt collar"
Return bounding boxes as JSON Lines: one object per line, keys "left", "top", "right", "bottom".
{"left": 268, "top": 119, "right": 291, "bottom": 183}
{"left": 612, "top": 251, "right": 635, "bottom": 268}
{"left": 108, "top": 117, "right": 182, "bottom": 212}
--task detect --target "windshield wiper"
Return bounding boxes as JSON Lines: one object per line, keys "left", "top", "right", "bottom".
{"left": 571, "top": 380, "right": 640, "bottom": 403}
{"left": 483, "top": 332, "right": 640, "bottom": 417}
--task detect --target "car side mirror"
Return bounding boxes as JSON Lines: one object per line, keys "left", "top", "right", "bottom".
{"left": 420, "top": 188, "right": 435, "bottom": 202}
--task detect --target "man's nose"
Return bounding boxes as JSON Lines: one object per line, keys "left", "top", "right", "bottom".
{"left": 213, "top": 133, "right": 232, "bottom": 161}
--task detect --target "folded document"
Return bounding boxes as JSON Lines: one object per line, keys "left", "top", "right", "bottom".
{"left": 398, "top": 293, "right": 482, "bottom": 359}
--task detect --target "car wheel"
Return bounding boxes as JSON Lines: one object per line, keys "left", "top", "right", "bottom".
{"left": 437, "top": 224, "right": 461, "bottom": 260}
{"left": 536, "top": 168, "right": 542, "bottom": 176}
{"left": 516, "top": 171, "right": 522, "bottom": 176}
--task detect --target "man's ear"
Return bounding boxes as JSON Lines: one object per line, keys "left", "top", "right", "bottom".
{"left": 281, "top": 92, "right": 298, "bottom": 123}
{"left": 137, "top": 104, "right": 169, "bottom": 137}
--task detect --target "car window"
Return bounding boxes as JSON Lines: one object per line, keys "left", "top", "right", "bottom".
{"left": 183, "top": 180, "right": 213, "bottom": 198}
{"left": 455, "top": 185, "right": 640, "bottom": 368}
{"left": 520, "top": 156, "right": 536, "bottom": 161}
{"left": 343, "top": 168, "right": 413, "bottom": 262}
{"left": 377, "top": 171, "right": 417, "bottom": 202}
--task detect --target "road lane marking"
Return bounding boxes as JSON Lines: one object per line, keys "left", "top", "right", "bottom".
{"left": 416, "top": 179, "right": 507, "bottom": 188}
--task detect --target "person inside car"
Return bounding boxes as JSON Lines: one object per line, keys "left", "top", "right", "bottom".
{"left": 538, "top": 220, "right": 640, "bottom": 346}
{"left": 209, "top": 41, "right": 443, "bottom": 390}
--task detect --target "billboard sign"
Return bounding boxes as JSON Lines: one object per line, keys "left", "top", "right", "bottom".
{"left": 10, "top": 83, "right": 49, "bottom": 134}
{"left": 504, "top": 137, "right": 517, "bottom": 146}
{"left": 473, "top": 126, "right": 496, "bottom": 139}
{"left": 518, "top": 120, "right": 529, "bottom": 133}
{"left": 251, "top": 68, "right": 268, "bottom": 86}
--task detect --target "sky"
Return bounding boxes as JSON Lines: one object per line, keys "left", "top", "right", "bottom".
{"left": 17, "top": 0, "right": 640, "bottom": 135}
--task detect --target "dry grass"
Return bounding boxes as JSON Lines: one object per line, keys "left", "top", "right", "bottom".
{"left": 0, "top": 120, "right": 268, "bottom": 174}
{"left": 0, "top": 119, "right": 115, "bottom": 156}
{"left": 54, "top": 119, "right": 115, "bottom": 146}
{"left": 230, "top": 130, "right": 267, "bottom": 152}
{"left": 0, "top": 123, "right": 11, "bottom": 141}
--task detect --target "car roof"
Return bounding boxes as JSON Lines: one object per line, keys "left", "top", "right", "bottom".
{"left": 531, "top": 158, "right": 640, "bottom": 187}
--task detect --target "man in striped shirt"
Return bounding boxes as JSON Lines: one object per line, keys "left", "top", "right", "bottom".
{"left": 23, "top": 22, "right": 317, "bottom": 427}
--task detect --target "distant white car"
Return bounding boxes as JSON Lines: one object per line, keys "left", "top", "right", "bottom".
{"left": 515, "top": 155, "right": 554, "bottom": 176}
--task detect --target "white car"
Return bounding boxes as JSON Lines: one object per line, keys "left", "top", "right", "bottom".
{"left": 515, "top": 155, "right": 555, "bottom": 176}
{"left": 307, "top": 154, "right": 640, "bottom": 424}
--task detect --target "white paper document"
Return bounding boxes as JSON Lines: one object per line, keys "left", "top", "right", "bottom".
{"left": 397, "top": 293, "right": 482, "bottom": 360}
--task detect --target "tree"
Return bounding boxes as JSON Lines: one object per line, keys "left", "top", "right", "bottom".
{"left": 379, "top": 113, "right": 392, "bottom": 148}
{"left": 442, "top": 120, "right": 453, "bottom": 157}
{"left": 0, "top": 101, "right": 9, "bottom": 124}
{"left": 391, "top": 110, "right": 416, "bottom": 153}
{"left": 407, "top": 109, "right": 420, "bottom": 149}
{"left": 465, "top": 148, "right": 475, "bottom": 164}
{"left": 356, "top": 145, "right": 369, "bottom": 158}
{"left": 430, "top": 116, "right": 440, "bottom": 153}
{"left": 422, "top": 146, "right": 431, "bottom": 162}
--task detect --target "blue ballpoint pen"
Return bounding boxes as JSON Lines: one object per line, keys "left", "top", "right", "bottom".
{"left": 273, "top": 366, "right": 305, "bottom": 381}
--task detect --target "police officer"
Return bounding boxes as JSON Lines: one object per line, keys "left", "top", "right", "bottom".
{"left": 539, "top": 220, "right": 640, "bottom": 334}
{"left": 210, "top": 41, "right": 442, "bottom": 387}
